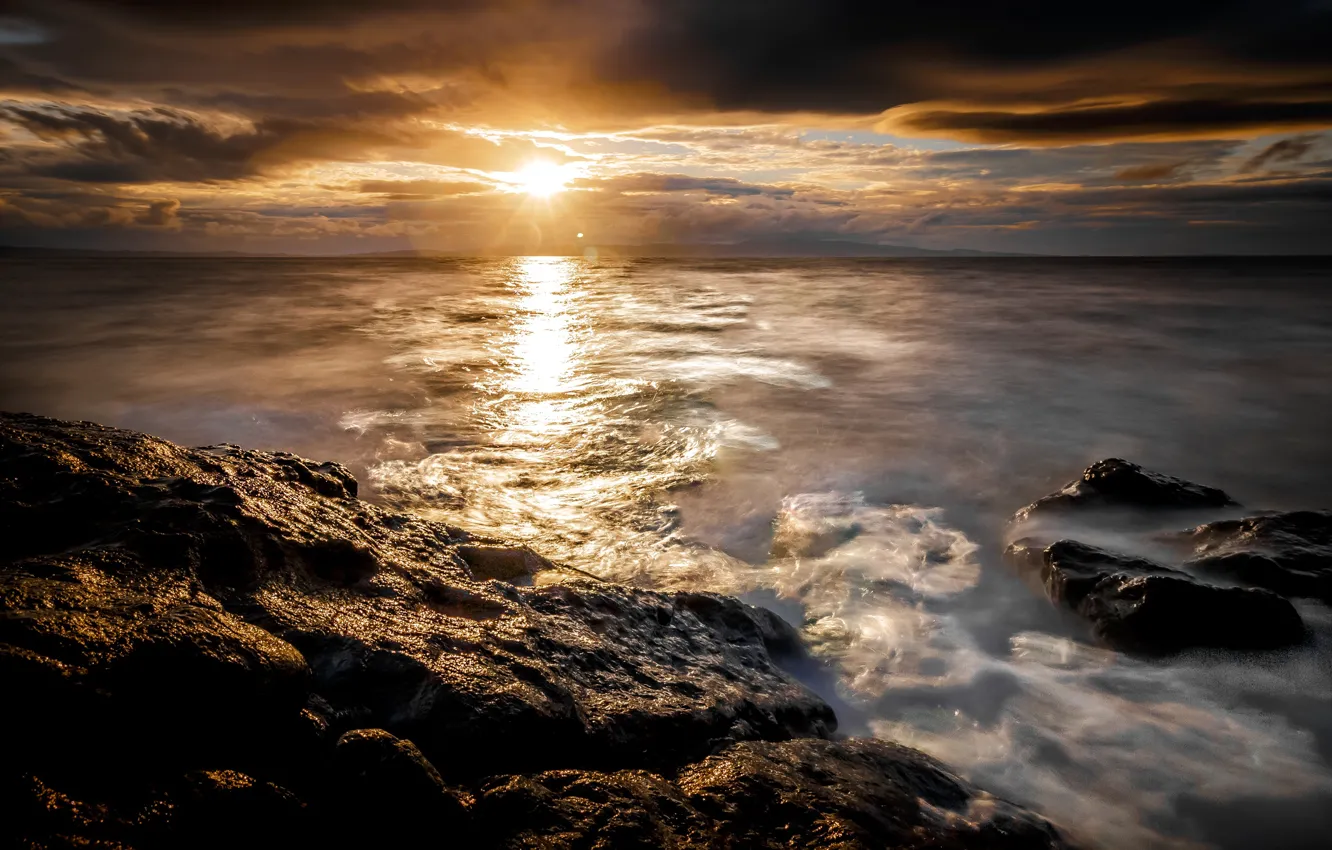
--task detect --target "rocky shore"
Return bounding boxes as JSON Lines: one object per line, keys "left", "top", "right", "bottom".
{"left": 1, "top": 413, "right": 1071, "bottom": 849}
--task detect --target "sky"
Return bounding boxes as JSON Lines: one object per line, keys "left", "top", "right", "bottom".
{"left": 0, "top": 1, "right": 1330, "bottom": 255}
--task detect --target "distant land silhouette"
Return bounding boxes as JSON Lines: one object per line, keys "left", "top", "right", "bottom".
{"left": 0, "top": 239, "right": 1031, "bottom": 259}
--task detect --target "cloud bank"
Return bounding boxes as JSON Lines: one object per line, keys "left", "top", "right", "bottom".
{"left": 0, "top": 1, "right": 1328, "bottom": 253}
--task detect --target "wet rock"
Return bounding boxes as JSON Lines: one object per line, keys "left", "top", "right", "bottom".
{"left": 1, "top": 412, "right": 1066, "bottom": 849}
{"left": 10, "top": 769, "right": 306, "bottom": 850}
{"left": 675, "top": 590, "right": 807, "bottom": 658}
{"left": 151, "top": 770, "right": 307, "bottom": 848}
{"left": 1013, "top": 458, "right": 1237, "bottom": 526}
{"left": 1005, "top": 538, "right": 1306, "bottom": 654}
{"left": 328, "top": 729, "right": 469, "bottom": 842}
{"left": 457, "top": 544, "right": 554, "bottom": 582}
{"left": 0, "top": 560, "right": 310, "bottom": 777}
{"left": 1176, "top": 510, "right": 1332, "bottom": 603}
{"left": 1082, "top": 572, "right": 1305, "bottom": 655}
{"left": 479, "top": 738, "right": 1071, "bottom": 849}
{"left": 332, "top": 728, "right": 456, "bottom": 803}
{"left": 1005, "top": 538, "right": 1180, "bottom": 607}
{"left": 0, "top": 413, "right": 830, "bottom": 779}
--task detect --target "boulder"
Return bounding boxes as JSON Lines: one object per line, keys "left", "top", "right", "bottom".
{"left": 1175, "top": 510, "right": 1332, "bottom": 603}
{"left": 1013, "top": 458, "right": 1237, "bottom": 526}
{"left": 327, "top": 729, "right": 469, "bottom": 843}
{"left": 1005, "top": 539, "right": 1306, "bottom": 654}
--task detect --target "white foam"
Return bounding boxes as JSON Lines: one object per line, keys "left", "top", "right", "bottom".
{"left": 756, "top": 492, "right": 1332, "bottom": 848}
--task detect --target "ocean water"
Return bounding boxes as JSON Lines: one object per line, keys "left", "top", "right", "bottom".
{"left": 3, "top": 255, "right": 1331, "bottom": 848}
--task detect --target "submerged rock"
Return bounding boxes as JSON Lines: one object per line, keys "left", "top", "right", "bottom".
{"left": 1013, "top": 458, "right": 1237, "bottom": 526}
{"left": 1176, "top": 510, "right": 1332, "bottom": 603}
{"left": 1006, "top": 538, "right": 1306, "bottom": 654}
{"left": 0, "top": 413, "right": 1068, "bottom": 849}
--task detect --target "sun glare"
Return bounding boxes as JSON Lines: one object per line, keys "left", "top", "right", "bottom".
{"left": 515, "top": 161, "right": 569, "bottom": 197}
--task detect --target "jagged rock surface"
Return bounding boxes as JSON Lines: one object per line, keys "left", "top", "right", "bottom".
{"left": 1013, "top": 458, "right": 1237, "bottom": 527}
{"left": 0, "top": 413, "right": 1069, "bottom": 849}
{"left": 1006, "top": 538, "right": 1306, "bottom": 654}
{"left": 478, "top": 738, "right": 1069, "bottom": 849}
{"left": 1176, "top": 510, "right": 1332, "bottom": 603}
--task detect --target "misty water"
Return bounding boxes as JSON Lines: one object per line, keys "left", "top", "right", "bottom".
{"left": 3, "top": 256, "right": 1331, "bottom": 848}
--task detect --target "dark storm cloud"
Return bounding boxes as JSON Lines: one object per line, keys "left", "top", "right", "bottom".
{"left": 188, "top": 89, "right": 459, "bottom": 123}
{"left": 1, "top": 1, "right": 1329, "bottom": 253}
{"left": 0, "top": 99, "right": 573, "bottom": 186}
{"left": 3, "top": 23, "right": 479, "bottom": 97}
{"left": 6, "top": 1, "right": 1331, "bottom": 141}
{"left": 573, "top": 172, "right": 795, "bottom": 197}
{"left": 0, "top": 55, "right": 84, "bottom": 95}
{"left": 1114, "top": 162, "right": 1190, "bottom": 182}
{"left": 62, "top": 1, "right": 480, "bottom": 29}
{"left": 899, "top": 141, "right": 1237, "bottom": 186}
{"left": 0, "top": 188, "right": 181, "bottom": 229}
{"left": 1065, "top": 178, "right": 1332, "bottom": 208}
{"left": 0, "top": 103, "right": 411, "bottom": 183}
{"left": 1241, "top": 134, "right": 1323, "bottom": 172}
{"left": 0, "top": 3, "right": 522, "bottom": 129}
{"left": 894, "top": 99, "right": 1332, "bottom": 143}
{"left": 601, "top": 1, "right": 1332, "bottom": 111}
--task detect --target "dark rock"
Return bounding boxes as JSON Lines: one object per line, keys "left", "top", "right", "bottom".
{"left": 1005, "top": 538, "right": 1306, "bottom": 654}
{"left": 332, "top": 728, "right": 456, "bottom": 803}
{"left": 0, "top": 558, "right": 310, "bottom": 778}
{"left": 0, "top": 413, "right": 830, "bottom": 780}
{"left": 150, "top": 770, "right": 307, "bottom": 848}
{"left": 1, "top": 412, "right": 1066, "bottom": 849}
{"left": 479, "top": 738, "right": 1071, "bottom": 849}
{"left": 1082, "top": 573, "right": 1306, "bottom": 655}
{"left": 328, "top": 729, "right": 469, "bottom": 842}
{"left": 1006, "top": 538, "right": 1180, "bottom": 607}
{"left": 675, "top": 590, "right": 807, "bottom": 658}
{"left": 1013, "top": 458, "right": 1237, "bottom": 526}
{"left": 10, "top": 769, "right": 306, "bottom": 850}
{"left": 1175, "top": 510, "right": 1332, "bottom": 602}
{"left": 457, "top": 544, "right": 553, "bottom": 582}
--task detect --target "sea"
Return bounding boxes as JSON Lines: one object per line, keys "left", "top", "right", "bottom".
{"left": 3, "top": 255, "right": 1331, "bottom": 848}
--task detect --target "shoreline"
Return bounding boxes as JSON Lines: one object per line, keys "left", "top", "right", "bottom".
{"left": 1, "top": 412, "right": 1071, "bottom": 849}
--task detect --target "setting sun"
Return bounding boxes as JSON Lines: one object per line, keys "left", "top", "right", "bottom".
{"left": 514, "top": 161, "right": 569, "bottom": 197}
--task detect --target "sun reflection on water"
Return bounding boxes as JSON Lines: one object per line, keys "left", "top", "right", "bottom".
{"left": 487, "top": 257, "right": 587, "bottom": 450}
{"left": 504, "top": 257, "right": 578, "bottom": 397}
{"left": 358, "top": 256, "right": 794, "bottom": 591}
{"left": 333, "top": 260, "right": 1332, "bottom": 850}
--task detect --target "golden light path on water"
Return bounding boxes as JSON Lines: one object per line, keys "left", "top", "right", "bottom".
{"left": 369, "top": 256, "right": 747, "bottom": 589}
{"left": 504, "top": 258, "right": 577, "bottom": 397}
{"left": 351, "top": 258, "right": 1332, "bottom": 849}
